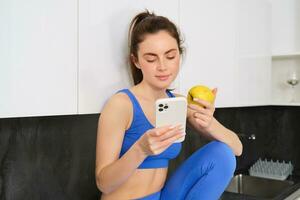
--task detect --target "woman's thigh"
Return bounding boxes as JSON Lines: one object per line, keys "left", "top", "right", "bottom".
{"left": 136, "top": 191, "right": 161, "bottom": 200}
{"left": 160, "top": 141, "right": 236, "bottom": 200}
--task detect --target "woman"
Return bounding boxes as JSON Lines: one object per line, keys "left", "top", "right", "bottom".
{"left": 95, "top": 10, "right": 243, "bottom": 200}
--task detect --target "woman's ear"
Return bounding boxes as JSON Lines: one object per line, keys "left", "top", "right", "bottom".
{"left": 131, "top": 54, "right": 140, "bottom": 69}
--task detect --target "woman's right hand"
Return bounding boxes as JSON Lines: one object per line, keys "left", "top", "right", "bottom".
{"left": 136, "top": 125, "right": 185, "bottom": 156}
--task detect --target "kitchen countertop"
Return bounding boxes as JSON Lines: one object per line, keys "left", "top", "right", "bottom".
{"left": 220, "top": 175, "right": 300, "bottom": 200}
{"left": 285, "top": 187, "right": 300, "bottom": 200}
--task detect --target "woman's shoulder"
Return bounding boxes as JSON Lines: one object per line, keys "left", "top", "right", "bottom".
{"left": 100, "top": 89, "right": 133, "bottom": 128}
{"left": 101, "top": 89, "right": 132, "bottom": 114}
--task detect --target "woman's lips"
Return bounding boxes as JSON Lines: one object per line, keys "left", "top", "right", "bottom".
{"left": 156, "top": 75, "right": 170, "bottom": 81}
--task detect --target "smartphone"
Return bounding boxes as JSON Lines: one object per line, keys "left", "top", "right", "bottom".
{"left": 155, "top": 97, "right": 187, "bottom": 143}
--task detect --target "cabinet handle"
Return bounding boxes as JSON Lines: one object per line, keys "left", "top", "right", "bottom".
{"left": 238, "top": 133, "right": 256, "bottom": 140}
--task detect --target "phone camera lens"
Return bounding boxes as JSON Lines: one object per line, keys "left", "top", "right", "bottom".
{"left": 164, "top": 105, "right": 168, "bottom": 109}
{"left": 159, "top": 104, "right": 164, "bottom": 107}
{"left": 158, "top": 108, "right": 164, "bottom": 112}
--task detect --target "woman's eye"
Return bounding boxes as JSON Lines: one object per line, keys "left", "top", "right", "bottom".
{"left": 167, "top": 56, "right": 175, "bottom": 60}
{"left": 146, "top": 59, "right": 156, "bottom": 63}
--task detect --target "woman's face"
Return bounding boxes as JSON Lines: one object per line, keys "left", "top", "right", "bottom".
{"left": 134, "top": 30, "right": 180, "bottom": 90}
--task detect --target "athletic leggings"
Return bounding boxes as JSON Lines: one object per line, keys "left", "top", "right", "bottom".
{"left": 137, "top": 141, "right": 236, "bottom": 200}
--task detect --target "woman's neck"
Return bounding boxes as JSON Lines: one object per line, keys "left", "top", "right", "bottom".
{"left": 133, "top": 82, "right": 169, "bottom": 101}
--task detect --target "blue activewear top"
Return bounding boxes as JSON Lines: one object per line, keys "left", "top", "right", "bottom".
{"left": 117, "top": 89, "right": 182, "bottom": 169}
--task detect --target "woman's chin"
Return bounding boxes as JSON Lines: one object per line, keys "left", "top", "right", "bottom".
{"left": 154, "top": 82, "right": 173, "bottom": 90}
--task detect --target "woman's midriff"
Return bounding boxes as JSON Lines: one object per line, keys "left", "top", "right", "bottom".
{"left": 100, "top": 167, "right": 168, "bottom": 200}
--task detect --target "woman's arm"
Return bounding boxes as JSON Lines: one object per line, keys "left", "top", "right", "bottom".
{"left": 188, "top": 113, "right": 243, "bottom": 156}
{"left": 187, "top": 91, "right": 243, "bottom": 156}
{"left": 174, "top": 91, "right": 243, "bottom": 156}
{"left": 95, "top": 94, "right": 147, "bottom": 194}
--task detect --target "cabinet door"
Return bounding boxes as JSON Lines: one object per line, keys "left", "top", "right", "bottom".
{"left": 236, "top": 0, "right": 271, "bottom": 106}
{"left": 179, "top": 0, "right": 238, "bottom": 107}
{"left": 0, "top": 0, "right": 77, "bottom": 118}
{"left": 78, "top": 0, "right": 179, "bottom": 114}
{"left": 271, "top": 0, "right": 300, "bottom": 54}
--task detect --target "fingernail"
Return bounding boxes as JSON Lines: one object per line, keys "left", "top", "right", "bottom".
{"left": 179, "top": 126, "right": 184, "bottom": 131}
{"left": 169, "top": 125, "right": 175, "bottom": 129}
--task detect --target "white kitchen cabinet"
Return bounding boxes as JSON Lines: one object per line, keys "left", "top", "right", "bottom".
{"left": 236, "top": 0, "right": 271, "bottom": 106}
{"left": 0, "top": 0, "right": 78, "bottom": 118}
{"left": 271, "top": 0, "right": 300, "bottom": 55}
{"left": 179, "top": 0, "right": 271, "bottom": 107}
{"left": 179, "top": 0, "right": 238, "bottom": 107}
{"left": 270, "top": 0, "right": 300, "bottom": 105}
{"left": 78, "top": 0, "right": 180, "bottom": 114}
{"left": 0, "top": 0, "right": 280, "bottom": 118}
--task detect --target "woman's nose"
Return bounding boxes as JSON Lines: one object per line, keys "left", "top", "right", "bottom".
{"left": 157, "top": 59, "right": 167, "bottom": 71}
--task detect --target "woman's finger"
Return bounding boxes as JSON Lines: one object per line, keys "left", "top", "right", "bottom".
{"left": 193, "top": 108, "right": 213, "bottom": 118}
{"left": 157, "top": 131, "right": 185, "bottom": 149}
{"left": 212, "top": 88, "right": 218, "bottom": 97}
{"left": 147, "top": 128, "right": 183, "bottom": 154}
{"left": 195, "top": 118, "right": 208, "bottom": 127}
{"left": 158, "top": 126, "right": 184, "bottom": 141}
{"left": 188, "top": 103, "right": 203, "bottom": 112}
{"left": 194, "top": 112, "right": 210, "bottom": 122}
{"left": 149, "top": 124, "right": 177, "bottom": 137}
{"left": 188, "top": 101, "right": 214, "bottom": 112}
{"left": 193, "top": 98, "right": 213, "bottom": 110}
{"left": 189, "top": 104, "right": 213, "bottom": 116}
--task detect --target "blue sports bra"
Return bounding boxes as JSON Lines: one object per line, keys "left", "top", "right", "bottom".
{"left": 117, "top": 89, "right": 182, "bottom": 169}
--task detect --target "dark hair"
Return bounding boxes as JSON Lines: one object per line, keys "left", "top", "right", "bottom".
{"left": 128, "top": 10, "right": 184, "bottom": 85}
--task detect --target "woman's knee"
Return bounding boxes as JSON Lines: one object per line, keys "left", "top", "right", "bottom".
{"left": 203, "top": 141, "right": 236, "bottom": 175}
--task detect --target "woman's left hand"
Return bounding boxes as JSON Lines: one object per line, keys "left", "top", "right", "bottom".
{"left": 187, "top": 88, "right": 217, "bottom": 134}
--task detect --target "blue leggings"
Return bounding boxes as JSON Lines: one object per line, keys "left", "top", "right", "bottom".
{"left": 137, "top": 141, "right": 236, "bottom": 200}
